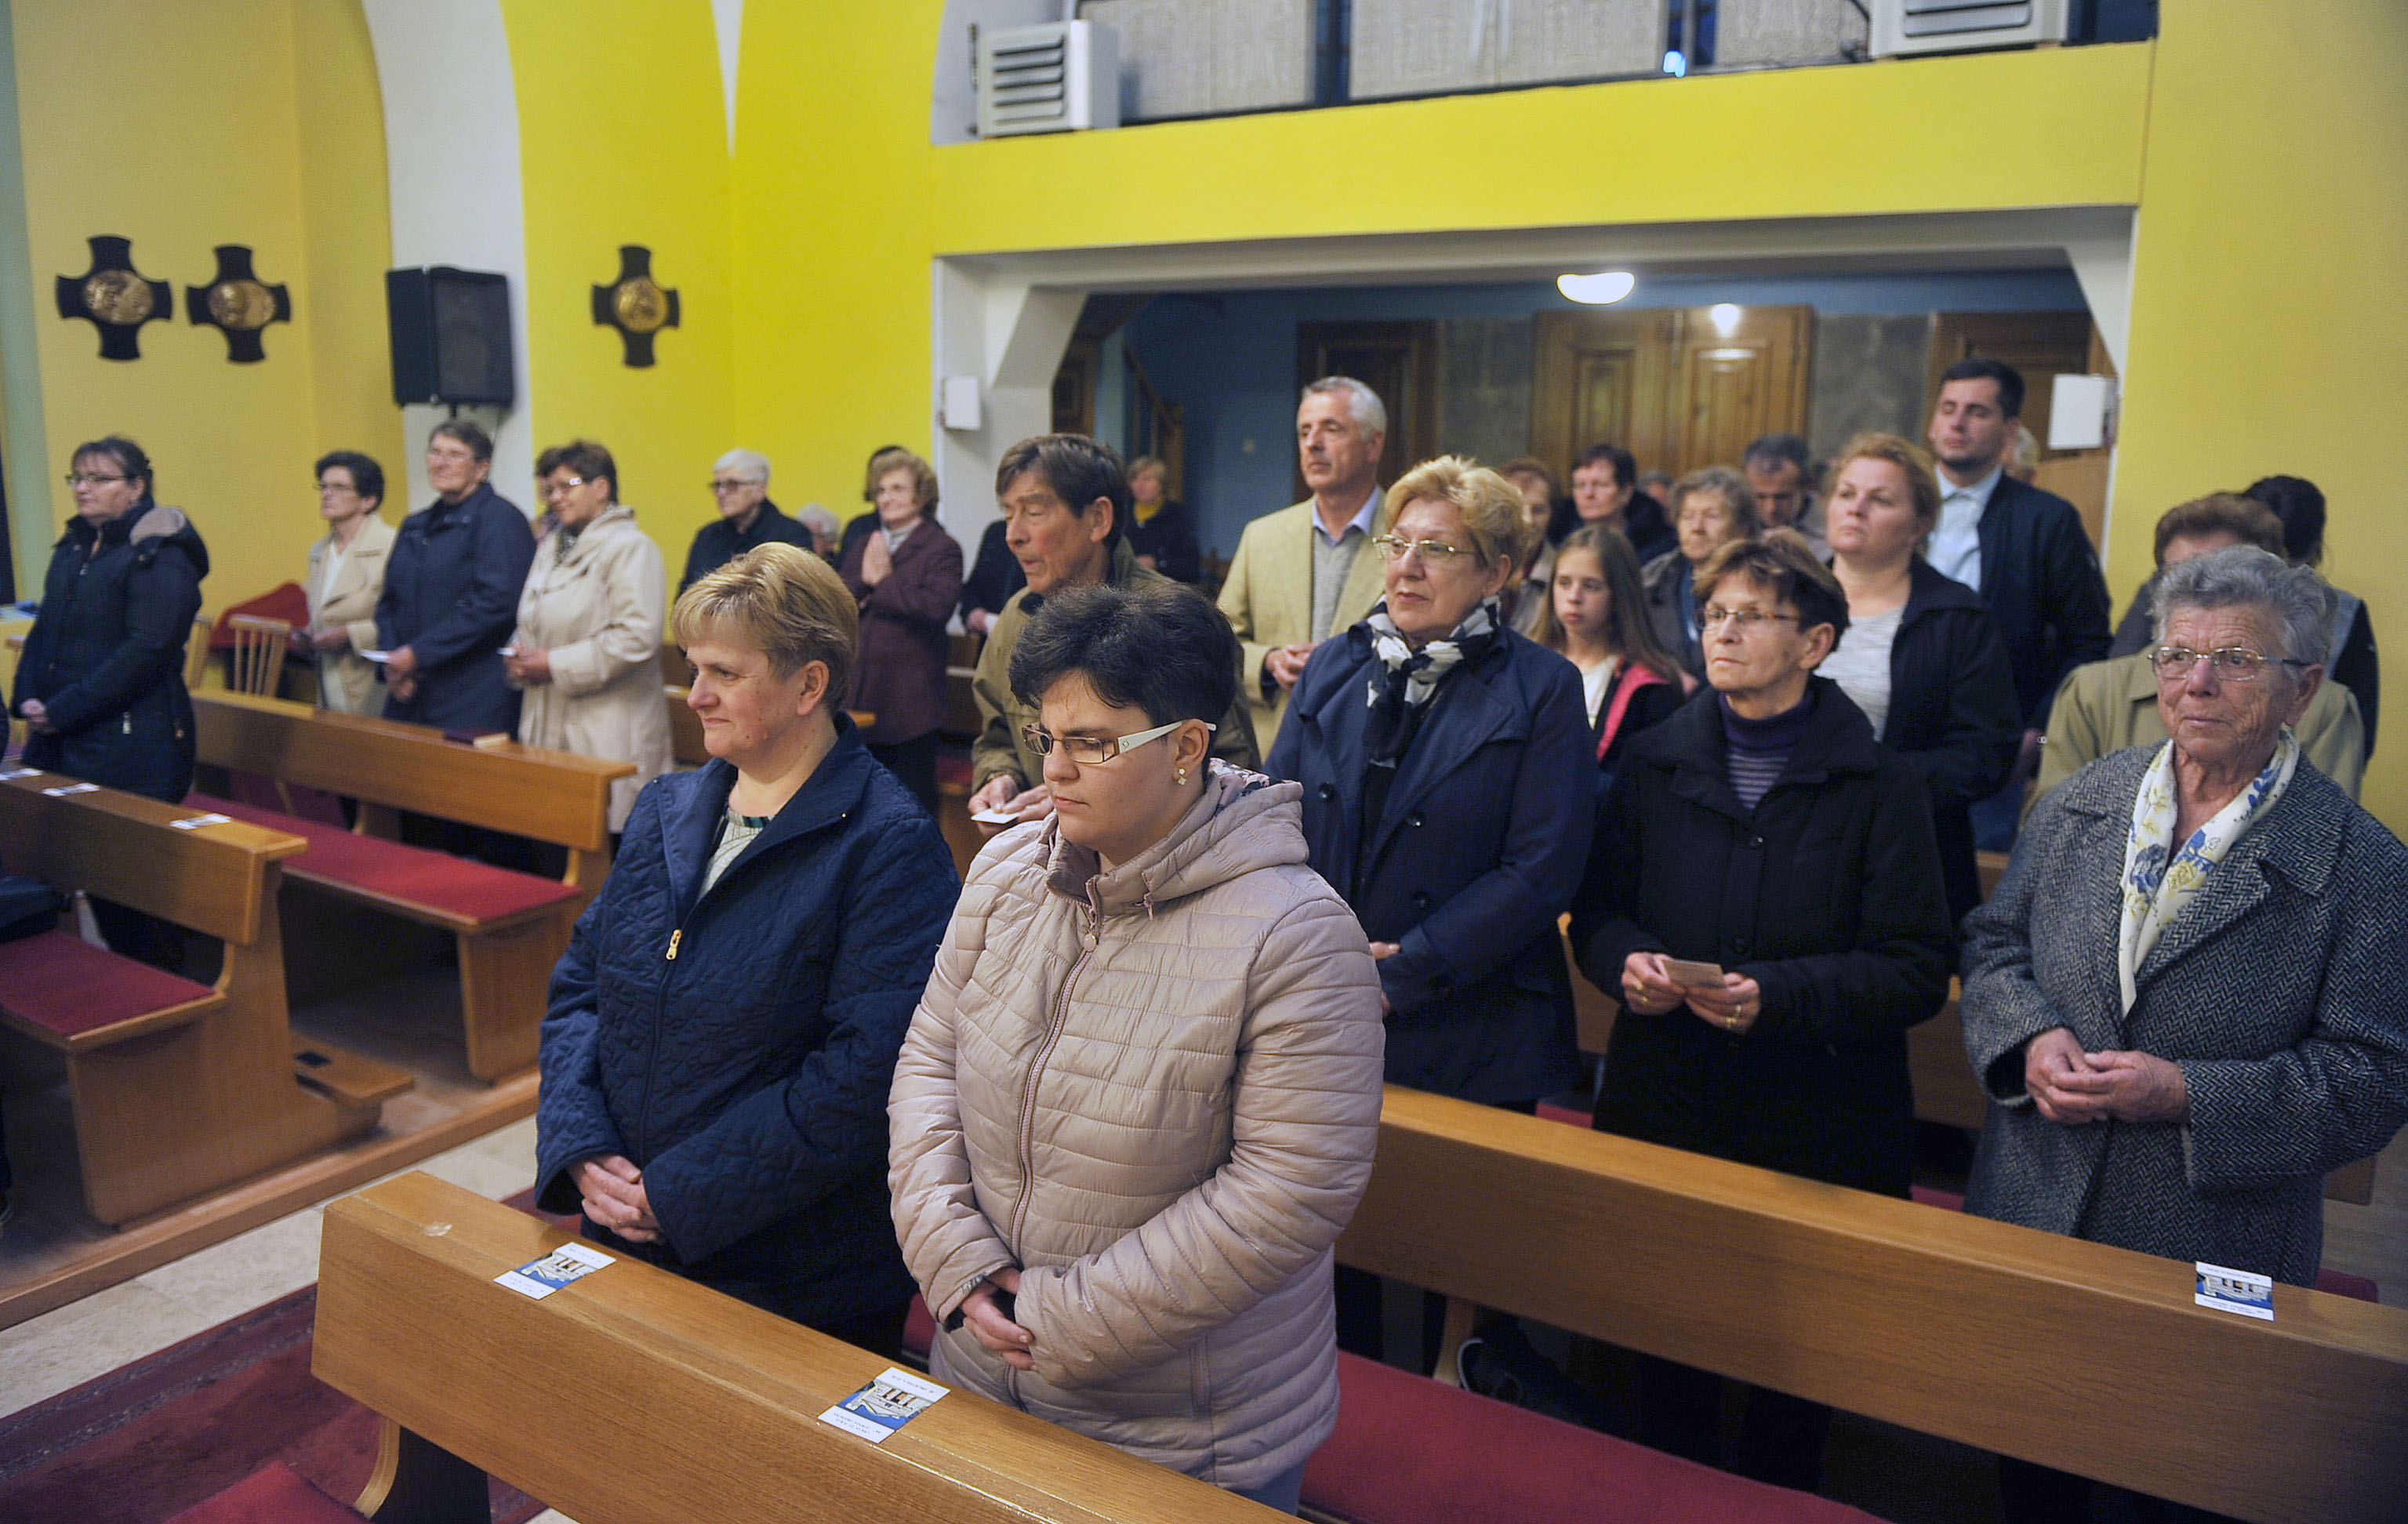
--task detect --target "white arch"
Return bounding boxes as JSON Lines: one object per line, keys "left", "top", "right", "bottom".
{"left": 360, "top": 0, "right": 535, "bottom": 513}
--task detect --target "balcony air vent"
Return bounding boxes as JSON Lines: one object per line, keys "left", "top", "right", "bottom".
{"left": 975, "top": 21, "right": 1121, "bottom": 139}
{"left": 1870, "top": 0, "right": 2068, "bottom": 57}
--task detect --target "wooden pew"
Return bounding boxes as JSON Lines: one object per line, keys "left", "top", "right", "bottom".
{"left": 1338, "top": 1085, "right": 2408, "bottom": 1524}
{"left": 188, "top": 690, "right": 630, "bottom": 1079}
{"left": 0, "top": 768, "right": 407, "bottom": 1224}
{"left": 315, "top": 1172, "right": 1280, "bottom": 1523}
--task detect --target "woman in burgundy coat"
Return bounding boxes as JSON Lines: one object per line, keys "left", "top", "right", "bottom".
{"left": 844, "top": 447, "right": 964, "bottom": 812}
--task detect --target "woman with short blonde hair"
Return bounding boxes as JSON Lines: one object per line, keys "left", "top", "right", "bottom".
{"left": 1269, "top": 455, "right": 1593, "bottom": 1363}
{"left": 539, "top": 539, "right": 956, "bottom": 1359}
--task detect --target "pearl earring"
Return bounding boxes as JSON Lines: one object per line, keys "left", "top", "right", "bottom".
{"left": 1177, "top": 766, "right": 1188, "bottom": 784}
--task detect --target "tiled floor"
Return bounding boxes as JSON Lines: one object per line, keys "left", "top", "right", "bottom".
{"left": 0, "top": 1114, "right": 583, "bottom": 1524}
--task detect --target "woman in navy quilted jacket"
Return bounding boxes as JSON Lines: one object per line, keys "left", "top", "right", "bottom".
{"left": 536, "top": 543, "right": 958, "bottom": 1357}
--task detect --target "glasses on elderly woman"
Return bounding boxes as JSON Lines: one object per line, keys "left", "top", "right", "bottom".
{"left": 2149, "top": 646, "right": 2310, "bottom": 682}
{"left": 1021, "top": 720, "right": 1216, "bottom": 766}
{"left": 1373, "top": 534, "right": 1475, "bottom": 566}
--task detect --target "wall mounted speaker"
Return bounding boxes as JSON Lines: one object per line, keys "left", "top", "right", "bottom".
{"left": 387, "top": 267, "right": 514, "bottom": 408}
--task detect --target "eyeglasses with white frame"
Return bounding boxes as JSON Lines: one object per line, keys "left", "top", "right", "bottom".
{"left": 1020, "top": 719, "right": 1215, "bottom": 766}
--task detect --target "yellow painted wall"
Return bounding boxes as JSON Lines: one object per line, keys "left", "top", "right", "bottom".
{"left": 500, "top": 0, "right": 733, "bottom": 561}
{"left": 2115, "top": 0, "right": 2408, "bottom": 829}
{"left": 6, "top": 0, "right": 396, "bottom": 617}
{"left": 730, "top": 9, "right": 2152, "bottom": 524}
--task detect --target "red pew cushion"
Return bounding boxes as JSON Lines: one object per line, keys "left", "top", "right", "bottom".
{"left": 0, "top": 930, "right": 215, "bottom": 1040}
{"left": 188, "top": 793, "right": 579, "bottom": 925}
{"left": 1305, "top": 1352, "right": 1883, "bottom": 1524}
{"left": 163, "top": 1461, "right": 358, "bottom": 1524}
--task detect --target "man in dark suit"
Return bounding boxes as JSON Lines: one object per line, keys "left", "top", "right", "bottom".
{"left": 1923, "top": 357, "right": 2111, "bottom": 848}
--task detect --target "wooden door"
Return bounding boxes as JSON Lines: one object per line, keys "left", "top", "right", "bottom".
{"left": 1926, "top": 311, "right": 2094, "bottom": 466}
{"left": 1531, "top": 309, "right": 1678, "bottom": 485}
{"left": 1535, "top": 306, "right": 1811, "bottom": 484}
{"left": 1669, "top": 306, "right": 1811, "bottom": 478}
{"left": 1930, "top": 310, "right": 2108, "bottom": 546}
{"left": 1295, "top": 321, "right": 1440, "bottom": 494}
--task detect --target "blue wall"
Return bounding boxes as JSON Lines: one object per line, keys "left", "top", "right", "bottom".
{"left": 1123, "top": 268, "right": 2090, "bottom": 561}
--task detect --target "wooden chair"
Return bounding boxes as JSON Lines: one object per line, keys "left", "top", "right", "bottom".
{"left": 0, "top": 767, "right": 407, "bottom": 1223}
{"left": 183, "top": 615, "right": 213, "bottom": 690}
{"left": 225, "top": 613, "right": 292, "bottom": 697}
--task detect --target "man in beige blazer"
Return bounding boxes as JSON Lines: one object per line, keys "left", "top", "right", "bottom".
{"left": 1217, "top": 377, "right": 1391, "bottom": 749}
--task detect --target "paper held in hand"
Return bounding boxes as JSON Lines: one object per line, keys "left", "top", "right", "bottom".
{"left": 1662, "top": 958, "right": 1726, "bottom": 989}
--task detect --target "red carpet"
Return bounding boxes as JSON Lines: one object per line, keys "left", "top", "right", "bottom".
{"left": 0, "top": 1286, "right": 546, "bottom": 1524}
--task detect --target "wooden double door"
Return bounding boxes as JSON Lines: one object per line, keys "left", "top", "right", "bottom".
{"left": 1532, "top": 304, "right": 1812, "bottom": 484}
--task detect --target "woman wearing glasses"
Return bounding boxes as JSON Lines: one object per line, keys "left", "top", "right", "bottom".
{"left": 537, "top": 543, "right": 956, "bottom": 1356}
{"left": 1567, "top": 531, "right": 1953, "bottom": 1490}
{"left": 890, "top": 581, "right": 1384, "bottom": 1514}
{"left": 507, "top": 441, "right": 674, "bottom": 836}
{"left": 1266, "top": 457, "right": 1592, "bottom": 1363}
{"left": 14, "top": 437, "right": 209, "bottom": 804}
{"left": 1960, "top": 545, "right": 2408, "bottom": 1519}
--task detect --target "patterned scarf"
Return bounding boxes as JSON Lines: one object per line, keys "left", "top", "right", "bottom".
{"left": 2116, "top": 728, "right": 2298, "bottom": 1012}
{"left": 1361, "top": 597, "right": 1503, "bottom": 768}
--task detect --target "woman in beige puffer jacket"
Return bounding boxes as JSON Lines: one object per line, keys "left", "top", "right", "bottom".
{"left": 890, "top": 580, "right": 1385, "bottom": 1508}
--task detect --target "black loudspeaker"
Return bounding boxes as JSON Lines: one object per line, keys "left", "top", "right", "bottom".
{"left": 387, "top": 267, "right": 514, "bottom": 408}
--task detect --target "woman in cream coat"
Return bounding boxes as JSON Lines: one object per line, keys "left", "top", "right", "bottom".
{"left": 304, "top": 451, "right": 397, "bottom": 714}
{"left": 890, "top": 581, "right": 1385, "bottom": 1515}
{"left": 507, "top": 441, "right": 674, "bottom": 833}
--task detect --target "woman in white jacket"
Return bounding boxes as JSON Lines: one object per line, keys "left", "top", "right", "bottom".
{"left": 890, "top": 581, "right": 1386, "bottom": 1514}
{"left": 507, "top": 440, "right": 674, "bottom": 834}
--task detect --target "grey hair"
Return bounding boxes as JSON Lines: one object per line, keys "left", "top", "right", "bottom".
{"left": 714, "top": 448, "right": 771, "bottom": 484}
{"left": 794, "top": 501, "right": 839, "bottom": 542}
{"left": 2152, "top": 545, "right": 2335, "bottom": 669}
{"left": 1300, "top": 376, "right": 1388, "bottom": 437}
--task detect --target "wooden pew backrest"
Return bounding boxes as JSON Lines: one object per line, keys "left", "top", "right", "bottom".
{"left": 316, "top": 1174, "right": 1280, "bottom": 1524}
{"left": 1338, "top": 1086, "right": 2408, "bottom": 1524}
{"left": 0, "top": 771, "right": 300, "bottom": 942}
{"left": 194, "top": 690, "right": 624, "bottom": 857}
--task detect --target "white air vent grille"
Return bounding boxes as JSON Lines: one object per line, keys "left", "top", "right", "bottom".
{"left": 976, "top": 21, "right": 1121, "bottom": 138}
{"left": 1871, "top": 0, "right": 2066, "bottom": 56}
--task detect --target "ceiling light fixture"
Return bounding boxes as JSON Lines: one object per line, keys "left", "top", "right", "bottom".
{"left": 1709, "top": 302, "right": 1742, "bottom": 336}
{"left": 1557, "top": 271, "right": 1636, "bottom": 305}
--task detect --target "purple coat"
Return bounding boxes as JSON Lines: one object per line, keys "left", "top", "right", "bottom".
{"left": 842, "top": 518, "right": 964, "bottom": 744}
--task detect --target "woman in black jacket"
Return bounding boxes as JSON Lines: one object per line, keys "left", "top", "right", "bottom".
{"left": 13, "top": 436, "right": 209, "bottom": 967}
{"left": 1570, "top": 532, "right": 1953, "bottom": 1492}
{"left": 1818, "top": 433, "right": 2019, "bottom": 924}
{"left": 535, "top": 544, "right": 958, "bottom": 1355}
{"left": 13, "top": 436, "right": 206, "bottom": 802}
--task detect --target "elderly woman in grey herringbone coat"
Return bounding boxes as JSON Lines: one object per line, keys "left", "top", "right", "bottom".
{"left": 1959, "top": 544, "right": 2408, "bottom": 1513}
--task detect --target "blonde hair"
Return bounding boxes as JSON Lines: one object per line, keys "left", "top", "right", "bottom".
{"left": 1825, "top": 431, "right": 1943, "bottom": 529}
{"left": 1384, "top": 455, "right": 1537, "bottom": 572}
{"left": 671, "top": 542, "right": 858, "bottom": 695}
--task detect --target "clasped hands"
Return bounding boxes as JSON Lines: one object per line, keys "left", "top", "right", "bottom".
{"left": 503, "top": 646, "right": 553, "bottom": 685}
{"left": 1622, "top": 952, "right": 1762, "bottom": 1036}
{"left": 16, "top": 698, "right": 54, "bottom": 735}
{"left": 960, "top": 1266, "right": 1033, "bottom": 1370}
{"left": 573, "top": 1153, "right": 661, "bottom": 1243}
{"left": 2023, "top": 1026, "right": 2189, "bottom": 1125}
